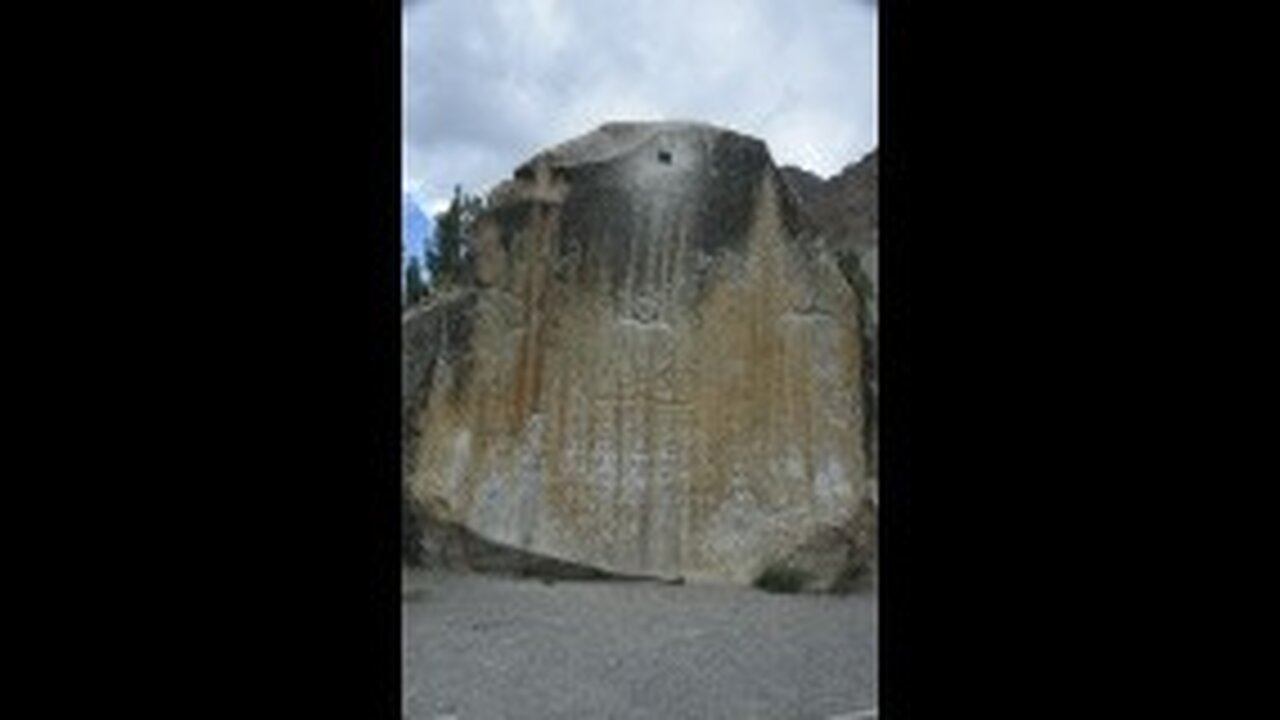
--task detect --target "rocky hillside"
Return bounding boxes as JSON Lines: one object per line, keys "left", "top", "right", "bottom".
{"left": 403, "top": 122, "right": 875, "bottom": 591}
{"left": 780, "top": 149, "right": 877, "bottom": 253}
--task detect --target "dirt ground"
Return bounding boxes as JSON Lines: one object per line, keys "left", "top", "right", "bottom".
{"left": 402, "top": 569, "right": 876, "bottom": 720}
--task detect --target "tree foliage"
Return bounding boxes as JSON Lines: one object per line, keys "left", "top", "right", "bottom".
{"left": 404, "top": 254, "right": 428, "bottom": 307}
{"left": 427, "top": 185, "right": 483, "bottom": 290}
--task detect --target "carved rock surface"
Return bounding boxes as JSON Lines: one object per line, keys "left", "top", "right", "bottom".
{"left": 403, "top": 121, "right": 871, "bottom": 588}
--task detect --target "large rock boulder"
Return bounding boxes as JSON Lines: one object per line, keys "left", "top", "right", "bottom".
{"left": 403, "top": 121, "right": 872, "bottom": 589}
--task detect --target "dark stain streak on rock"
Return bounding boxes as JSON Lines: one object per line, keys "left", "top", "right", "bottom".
{"left": 491, "top": 201, "right": 534, "bottom": 243}
{"left": 401, "top": 291, "right": 478, "bottom": 477}
{"left": 693, "top": 133, "right": 769, "bottom": 257}
{"left": 443, "top": 295, "right": 477, "bottom": 403}
{"left": 560, "top": 166, "right": 638, "bottom": 299}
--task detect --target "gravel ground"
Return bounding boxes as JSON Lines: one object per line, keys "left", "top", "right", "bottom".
{"left": 402, "top": 569, "right": 876, "bottom": 720}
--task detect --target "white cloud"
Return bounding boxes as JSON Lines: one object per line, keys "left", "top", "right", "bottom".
{"left": 404, "top": 0, "right": 876, "bottom": 206}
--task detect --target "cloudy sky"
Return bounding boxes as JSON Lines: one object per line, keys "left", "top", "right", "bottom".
{"left": 403, "top": 0, "right": 877, "bottom": 221}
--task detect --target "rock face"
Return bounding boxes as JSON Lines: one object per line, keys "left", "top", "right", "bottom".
{"left": 403, "top": 121, "right": 872, "bottom": 589}
{"left": 781, "top": 151, "right": 878, "bottom": 479}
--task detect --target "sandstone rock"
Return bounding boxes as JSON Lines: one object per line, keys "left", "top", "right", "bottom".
{"left": 403, "top": 121, "right": 873, "bottom": 587}
{"left": 781, "top": 152, "right": 878, "bottom": 480}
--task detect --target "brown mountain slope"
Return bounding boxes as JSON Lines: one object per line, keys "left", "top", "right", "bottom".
{"left": 780, "top": 149, "right": 878, "bottom": 254}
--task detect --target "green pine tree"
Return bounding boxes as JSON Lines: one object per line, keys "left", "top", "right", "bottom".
{"left": 427, "top": 185, "right": 483, "bottom": 290}
{"left": 405, "top": 255, "right": 427, "bottom": 307}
